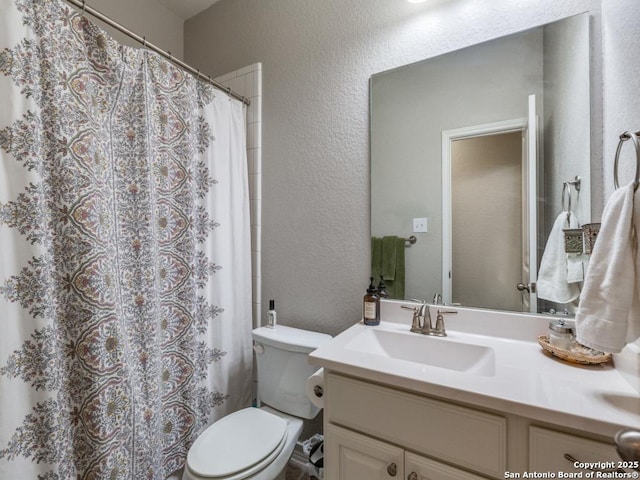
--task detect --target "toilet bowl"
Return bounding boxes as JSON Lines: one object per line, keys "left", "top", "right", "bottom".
{"left": 182, "top": 326, "right": 331, "bottom": 480}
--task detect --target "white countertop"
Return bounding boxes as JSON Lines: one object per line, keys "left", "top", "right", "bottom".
{"left": 309, "top": 303, "right": 640, "bottom": 438}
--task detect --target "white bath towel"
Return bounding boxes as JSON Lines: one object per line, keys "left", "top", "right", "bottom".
{"left": 537, "top": 211, "right": 581, "bottom": 304}
{"left": 575, "top": 183, "right": 640, "bottom": 353}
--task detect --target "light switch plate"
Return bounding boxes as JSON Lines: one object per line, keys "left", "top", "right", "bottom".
{"left": 413, "top": 217, "right": 428, "bottom": 233}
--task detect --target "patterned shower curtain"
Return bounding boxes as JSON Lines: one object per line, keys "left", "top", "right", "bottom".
{"left": 0, "top": 0, "right": 253, "bottom": 478}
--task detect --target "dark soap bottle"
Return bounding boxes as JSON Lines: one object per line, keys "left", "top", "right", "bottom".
{"left": 363, "top": 277, "right": 380, "bottom": 326}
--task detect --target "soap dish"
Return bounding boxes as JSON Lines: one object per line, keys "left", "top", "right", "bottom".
{"left": 537, "top": 335, "right": 612, "bottom": 365}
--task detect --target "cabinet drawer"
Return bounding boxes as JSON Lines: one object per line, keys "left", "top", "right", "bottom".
{"left": 529, "top": 426, "right": 621, "bottom": 474}
{"left": 406, "top": 451, "right": 490, "bottom": 480}
{"left": 326, "top": 373, "right": 507, "bottom": 478}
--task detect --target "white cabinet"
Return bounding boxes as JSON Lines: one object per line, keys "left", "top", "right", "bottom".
{"left": 327, "top": 424, "right": 487, "bottom": 480}
{"left": 324, "top": 372, "right": 622, "bottom": 480}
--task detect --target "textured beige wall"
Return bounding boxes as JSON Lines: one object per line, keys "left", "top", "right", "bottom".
{"left": 602, "top": 0, "right": 640, "bottom": 199}
{"left": 79, "top": 0, "right": 184, "bottom": 59}
{"left": 543, "top": 14, "right": 591, "bottom": 232}
{"left": 184, "top": 0, "right": 609, "bottom": 336}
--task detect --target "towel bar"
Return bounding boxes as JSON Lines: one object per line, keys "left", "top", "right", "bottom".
{"left": 404, "top": 236, "right": 417, "bottom": 246}
{"left": 614, "top": 131, "right": 640, "bottom": 191}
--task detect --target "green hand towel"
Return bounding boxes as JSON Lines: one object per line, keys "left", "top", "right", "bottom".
{"left": 371, "top": 236, "right": 405, "bottom": 300}
{"left": 381, "top": 236, "right": 398, "bottom": 281}
{"left": 371, "top": 237, "right": 383, "bottom": 282}
{"left": 386, "top": 237, "right": 405, "bottom": 299}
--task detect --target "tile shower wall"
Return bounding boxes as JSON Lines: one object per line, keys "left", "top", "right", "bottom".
{"left": 215, "top": 63, "right": 263, "bottom": 329}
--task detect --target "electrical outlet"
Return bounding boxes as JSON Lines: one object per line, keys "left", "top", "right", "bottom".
{"left": 413, "top": 217, "right": 428, "bottom": 233}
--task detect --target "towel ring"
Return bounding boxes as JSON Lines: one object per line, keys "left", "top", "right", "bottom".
{"left": 614, "top": 131, "right": 640, "bottom": 191}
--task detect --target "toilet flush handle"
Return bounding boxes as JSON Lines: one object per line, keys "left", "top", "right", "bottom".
{"left": 253, "top": 344, "right": 264, "bottom": 354}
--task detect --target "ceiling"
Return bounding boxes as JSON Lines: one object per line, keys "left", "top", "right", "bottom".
{"left": 156, "top": 0, "right": 220, "bottom": 20}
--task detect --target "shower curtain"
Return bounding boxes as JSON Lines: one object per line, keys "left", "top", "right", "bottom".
{"left": 0, "top": 0, "right": 253, "bottom": 478}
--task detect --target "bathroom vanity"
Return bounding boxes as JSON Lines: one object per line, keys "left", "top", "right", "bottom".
{"left": 309, "top": 300, "right": 640, "bottom": 479}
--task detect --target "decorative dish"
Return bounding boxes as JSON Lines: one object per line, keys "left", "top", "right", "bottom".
{"left": 537, "top": 335, "right": 612, "bottom": 365}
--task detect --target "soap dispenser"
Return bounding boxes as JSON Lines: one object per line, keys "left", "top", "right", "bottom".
{"left": 363, "top": 277, "right": 380, "bottom": 326}
{"left": 377, "top": 275, "right": 389, "bottom": 299}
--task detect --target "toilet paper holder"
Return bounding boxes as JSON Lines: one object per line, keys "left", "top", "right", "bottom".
{"left": 313, "top": 385, "right": 324, "bottom": 398}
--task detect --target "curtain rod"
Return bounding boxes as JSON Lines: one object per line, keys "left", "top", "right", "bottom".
{"left": 62, "top": 0, "right": 250, "bottom": 106}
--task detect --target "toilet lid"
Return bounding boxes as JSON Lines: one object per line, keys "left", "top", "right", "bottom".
{"left": 187, "top": 408, "right": 288, "bottom": 479}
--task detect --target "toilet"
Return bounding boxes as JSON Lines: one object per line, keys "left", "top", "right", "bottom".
{"left": 183, "top": 325, "right": 332, "bottom": 480}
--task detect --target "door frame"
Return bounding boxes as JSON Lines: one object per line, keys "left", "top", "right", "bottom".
{"left": 441, "top": 118, "right": 527, "bottom": 305}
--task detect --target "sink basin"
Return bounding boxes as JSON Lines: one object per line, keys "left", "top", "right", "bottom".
{"left": 344, "top": 328, "right": 495, "bottom": 376}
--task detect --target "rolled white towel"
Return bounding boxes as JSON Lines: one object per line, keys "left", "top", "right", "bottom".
{"left": 575, "top": 183, "right": 640, "bottom": 353}
{"left": 537, "top": 212, "right": 581, "bottom": 303}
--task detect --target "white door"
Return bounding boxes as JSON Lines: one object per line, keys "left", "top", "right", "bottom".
{"left": 442, "top": 95, "right": 539, "bottom": 312}
{"left": 325, "top": 424, "right": 404, "bottom": 480}
{"left": 521, "top": 94, "right": 539, "bottom": 313}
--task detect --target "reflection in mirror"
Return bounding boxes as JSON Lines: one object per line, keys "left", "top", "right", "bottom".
{"left": 370, "top": 13, "right": 591, "bottom": 313}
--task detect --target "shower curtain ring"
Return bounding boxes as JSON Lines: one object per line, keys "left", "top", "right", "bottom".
{"left": 81, "top": 0, "right": 86, "bottom": 14}
{"left": 142, "top": 36, "right": 146, "bottom": 47}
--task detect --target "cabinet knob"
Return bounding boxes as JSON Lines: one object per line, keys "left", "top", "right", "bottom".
{"left": 387, "top": 462, "right": 397, "bottom": 476}
{"left": 408, "top": 472, "right": 418, "bottom": 480}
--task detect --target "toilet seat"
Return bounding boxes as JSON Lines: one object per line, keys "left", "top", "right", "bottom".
{"left": 186, "top": 408, "right": 288, "bottom": 479}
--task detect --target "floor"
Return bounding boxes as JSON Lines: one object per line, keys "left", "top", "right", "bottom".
{"left": 285, "top": 457, "right": 320, "bottom": 480}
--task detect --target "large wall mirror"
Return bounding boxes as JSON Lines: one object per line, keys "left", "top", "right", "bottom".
{"left": 370, "top": 13, "right": 592, "bottom": 313}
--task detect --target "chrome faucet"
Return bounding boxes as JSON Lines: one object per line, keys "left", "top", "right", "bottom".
{"left": 433, "top": 292, "right": 442, "bottom": 305}
{"left": 401, "top": 301, "right": 456, "bottom": 337}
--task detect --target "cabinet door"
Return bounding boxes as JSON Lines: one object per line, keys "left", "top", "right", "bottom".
{"left": 406, "top": 452, "right": 490, "bottom": 480}
{"left": 326, "top": 424, "right": 405, "bottom": 480}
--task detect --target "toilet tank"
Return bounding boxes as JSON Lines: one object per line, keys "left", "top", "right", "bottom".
{"left": 252, "top": 325, "right": 332, "bottom": 419}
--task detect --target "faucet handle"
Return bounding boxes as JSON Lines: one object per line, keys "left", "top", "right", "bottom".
{"left": 401, "top": 304, "right": 423, "bottom": 333}
{"left": 433, "top": 309, "right": 457, "bottom": 337}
